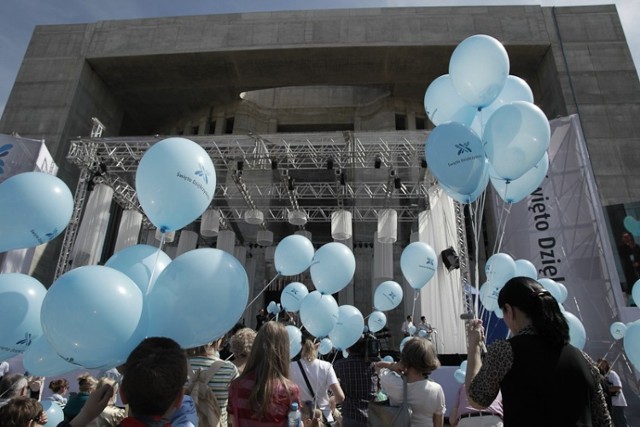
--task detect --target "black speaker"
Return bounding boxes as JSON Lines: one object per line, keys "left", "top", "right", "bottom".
{"left": 441, "top": 247, "right": 460, "bottom": 271}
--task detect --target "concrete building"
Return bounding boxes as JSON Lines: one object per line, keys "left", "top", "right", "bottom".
{"left": 1, "top": 4, "right": 640, "bottom": 369}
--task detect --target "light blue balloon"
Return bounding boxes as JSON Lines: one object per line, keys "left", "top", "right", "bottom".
{"left": 454, "top": 369, "right": 466, "bottom": 384}
{"left": 23, "top": 335, "right": 77, "bottom": 377}
{"left": 407, "top": 325, "right": 417, "bottom": 336}
{"left": 382, "top": 355, "right": 394, "bottom": 363}
{"left": 0, "top": 172, "right": 73, "bottom": 252}
{"left": 286, "top": 325, "right": 302, "bottom": 359}
{"left": 632, "top": 279, "right": 640, "bottom": 306}
{"left": 424, "top": 74, "right": 477, "bottom": 126}
{"left": 146, "top": 248, "right": 249, "bottom": 348}
{"left": 483, "top": 101, "right": 551, "bottom": 181}
{"left": 0, "top": 274, "right": 46, "bottom": 361}
{"left": 135, "top": 137, "right": 216, "bottom": 232}
{"left": 368, "top": 311, "right": 387, "bottom": 333}
{"left": 275, "top": 235, "right": 315, "bottom": 276}
{"left": 319, "top": 338, "right": 333, "bottom": 355}
{"left": 623, "top": 216, "right": 640, "bottom": 236}
{"left": 105, "top": 244, "right": 172, "bottom": 295}
{"left": 41, "top": 266, "right": 144, "bottom": 369}
{"left": 425, "top": 122, "right": 486, "bottom": 195}
{"left": 42, "top": 400, "right": 65, "bottom": 427}
{"left": 374, "top": 281, "right": 403, "bottom": 311}
{"left": 555, "top": 282, "right": 568, "bottom": 304}
{"left": 329, "top": 305, "right": 365, "bottom": 351}
{"left": 476, "top": 75, "right": 534, "bottom": 128}
{"left": 399, "top": 336, "right": 413, "bottom": 353}
{"left": 449, "top": 34, "right": 510, "bottom": 108}
{"left": 439, "top": 158, "right": 489, "bottom": 203}
{"left": 480, "top": 282, "right": 501, "bottom": 312}
{"left": 460, "top": 360, "right": 468, "bottom": 371}
{"left": 564, "top": 311, "right": 586, "bottom": 350}
{"left": 310, "top": 242, "right": 356, "bottom": 295}
{"left": 514, "top": 259, "right": 537, "bottom": 280}
{"left": 623, "top": 320, "right": 640, "bottom": 371}
{"left": 267, "top": 301, "right": 281, "bottom": 315}
{"left": 418, "top": 330, "right": 428, "bottom": 338}
{"left": 538, "top": 278, "right": 562, "bottom": 302}
{"left": 485, "top": 253, "right": 516, "bottom": 286}
{"left": 490, "top": 153, "right": 548, "bottom": 204}
{"left": 610, "top": 322, "right": 627, "bottom": 340}
{"left": 281, "top": 282, "right": 309, "bottom": 312}
{"left": 401, "top": 242, "right": 438, "bottom": 290}
{"left": 299, "top": 291, "right": 339, "bottom": 338}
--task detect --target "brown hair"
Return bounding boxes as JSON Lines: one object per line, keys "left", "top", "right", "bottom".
{"left": 77, "top": 373, "right": 97, "bottom": 392}
{"left": 400, "top": 337, "right": 440, "bottom": 377}
{"left": 230, "top": 328, "right": 257, "bottom": 359}
{"left": 0, "top": 396, "right": 43, "bottom": 427}
{"left": 48, "top": 378, "right": 69, "bottom": 393}
{"left": 240, "top": 321, "right": 296, "bottom": 418}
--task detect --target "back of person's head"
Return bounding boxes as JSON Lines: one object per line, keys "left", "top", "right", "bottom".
{"left": 96, "top": 377, "right": 119, "bottom": 405}
{"left": 48, "top": 378, "right": 69, "bottom": 394}
{"left": 122, "top": 337, "right": 188, "bottom": 418}
{"left": 301, "top": 338, "right": 318, "bottom": 362}
{"left": 0, "top": 396, "right": 43, "bottom": 427}
{"left": 230, "top": 328, "right": 257, "bottom": 359}
{"left": 400, "top": 337, "right": 440, "bottom": 377}
{"left": 420, "top": 316, "right": 426, "bottom": 322}
{"left": 597, "top": 358, "right": 611, "bottom": 375}
{"left": 77, "top": 373, "right": 97, "bottom": 393}
{"left": 498, "top": 276, "right": 569, "bottom": 347}
{"left": 243, "top": 321, "right": 293, "bottom": 418}
{"left": 0, "top": 374, "right": 28, "bottom": 399}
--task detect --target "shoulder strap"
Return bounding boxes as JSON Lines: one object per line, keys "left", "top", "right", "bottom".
{"left": 188, "top": 360, "right": 226, "bottom": 389}
{"left": 297, "top": 360, "right": 316, "bottom": 399}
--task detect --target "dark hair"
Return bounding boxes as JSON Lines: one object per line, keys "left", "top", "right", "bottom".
{"left": 498, "top": 276, "right": 569, "bottom": 347}
{"left": 400, "top": 337, "right": 440, "bottom": 377}
{"left": 49, "top": 378, "right": 69, "bottom": 393}
{"left": 0, "top": 396, "right": 42, "bottom": 427}
{"left": 122, "top": 337, "right": 188, "bottom": 418}
{"left": 0, "top": 374, "right": 28, "bottom": 399}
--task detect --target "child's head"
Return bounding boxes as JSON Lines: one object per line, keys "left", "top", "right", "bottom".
{"left": 121, "top": 337, "right": 188, "bottom": 418}
{"left": 48, "top": 378, "right": 69, "bottom": 394}
{"left": 0, "top": 396, "right": 44, "bottom": 427}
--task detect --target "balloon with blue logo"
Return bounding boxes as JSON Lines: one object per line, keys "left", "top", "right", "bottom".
{"left": 483, "top": 101, "right": 550, "bottom": 181}
{"left": 146, "top": 248, "right": 249, "bottom": 348}
{"left": 274, "top": 234, "right": 315, "bottom": 276}
{"left": 329, "top": 305, "right": 365, "bottom": 351}
{"left": 0, "top": 273, "right": 46, "bottom": 361}
{"left": 299, "top": 291, "right": 339, "bottom": 338}
{"left": 610, "top": 322, "right": 627, "bottom": 340}
{"left": 480, "top": 282, "right": 501, "bottom": 312}
{"left": 319, "top": 338, "right": 333, "bottom": 355}
{"left": 41, "top": 266, "right": 145, "bottom": 369}
{"left": 514, "top": 259, "right": 537, "bottom": 280}
{"left": 439, "top": 158, "right": 489, "bottom": 204}
{"left": 310, "top": 242, "right": 356, "bottom": 295}
{"left": 0, "top": 172, "right": 73, "bottom": 253}
{"left": 401, "top": 242, "right": 438, "bottom": 290}
{"left": 374, "top": 281, "right": 404, "bottom": 311}
{"left": 623, "top": 320, "right": 640, "bottom": 371}
{"left": 281, "top": 282, "right": 309, "bottom": 312}
{"left": 490, "top": 152, "right": 548, "bottom": 204}
{"left": 485, "top": 253, "right": 516, "bottom": 286}
{"left": 424, "top": 74, "right": 477, "bottom": 127}
{"left": 23, "top": 335, "right": 77, "bottom": 377}
{"left": 286, "top": 325, "right": 302, "bottom": 359}
{"left": 474, "top": 75, "right": 534, "bottom": 128}
{"left": 449, "top": 34, "right": 510, "bottom": 108}
{"left": 105, "top": 244, "right": 172, "bottom": 295}
{"left": 136, "top": 137, "right": 216, "bottom": 232}
{"left": 368, "top": 311, "right": 387, "bottom": 333}
{"left": 42, "top": 400, "right": 64, "bottom": 427}
{"left": 564, "top": 311, "right": 586, "bottom": 350}
{"left": 425, "top": 122, "right": 486, "bottom": 196}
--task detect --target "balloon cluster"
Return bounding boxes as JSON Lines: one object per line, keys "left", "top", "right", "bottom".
{"left": 425, "top": 34, "right": 550, "bottom": 205}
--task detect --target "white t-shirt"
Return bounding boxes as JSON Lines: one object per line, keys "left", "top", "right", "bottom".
{"left": 290, "top": 359, "right": 339, "bottom": 421}
{"left": 0, "top": 361, "right": 9, "bottom": 377}
{"left": 378, "top": 368, "right": 445, "bottom": 427}
{"left": 607, "top": 370, "right": 627, "bottom": 407}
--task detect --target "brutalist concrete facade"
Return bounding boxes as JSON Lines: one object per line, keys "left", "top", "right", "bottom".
{"left": 1, "top": 5, "right": 639, "bottom": 282}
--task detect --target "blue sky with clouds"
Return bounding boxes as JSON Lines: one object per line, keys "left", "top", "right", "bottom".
{"left": 0, "top": 0, "right": 638, "bottom": 117}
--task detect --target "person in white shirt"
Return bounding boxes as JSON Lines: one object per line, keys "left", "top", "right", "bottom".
{"left": 598, "top": 359, "right": 628, "bottom": 427}
{"left": 401, "top": 315, "right": 414, "bottom": 337}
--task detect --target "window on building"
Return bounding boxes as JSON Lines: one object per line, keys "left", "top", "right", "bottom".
{"left": 207, "top": 120, "right": 216, "bottom": 134}
{"left": 395, "top": 114, "right": 407, "bottom": 130}
{"left": 225, "top": 117, "right": 234, "bottom": 134}
{"left": 192, "top": 125, "right": 199, "bottom": 135}
{"left": 416, "top": 116, "right": 426, "bottom": 130}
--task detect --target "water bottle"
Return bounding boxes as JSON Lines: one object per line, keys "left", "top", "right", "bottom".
{"left": 288, "top": 402, "right": 302, "bottom": 427}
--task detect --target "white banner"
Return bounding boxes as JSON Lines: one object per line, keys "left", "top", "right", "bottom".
{"left": 489, "top": 115, "right": 622, "bottom": 357}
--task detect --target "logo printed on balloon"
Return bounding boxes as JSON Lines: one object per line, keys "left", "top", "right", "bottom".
{"left": 456, "top": 142, "right": 472, "bottom": 155}
{"left": 194, "top": 163, "right": 211, "bottom": 184}
{"left": 15, "top": 332, "right": 32, "bottom": 346}
{"left": 0, "top": 143, "right": 13, "bottom": 175}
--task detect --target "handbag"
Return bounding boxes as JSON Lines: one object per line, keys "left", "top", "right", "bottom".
{"left": 367, "top": 375, "right": 411, "bottom": 427}
{"left": 297, "top": 360, "right": 338, "bottom": 427}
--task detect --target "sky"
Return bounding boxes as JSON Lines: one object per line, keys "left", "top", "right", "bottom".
{"left": 0, "top": 0, "right": 638, "bottom": 117}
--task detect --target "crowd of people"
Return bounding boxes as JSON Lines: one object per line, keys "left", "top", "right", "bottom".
{"left": 0, "top": 276, "right": 631, "bottom": 426}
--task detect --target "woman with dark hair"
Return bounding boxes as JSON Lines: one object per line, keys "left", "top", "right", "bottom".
{"left": 227, "top": 321, "right": 301, "bottom": 426}
{"left": 466, "top": 276, "right": 611, "bottom": 426}
{"left": 375, "top": 337, "right": 445, "bottom": 427}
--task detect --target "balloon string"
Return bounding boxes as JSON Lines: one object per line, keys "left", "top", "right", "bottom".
{"left": 244, "top": 273, "right": 280, "bottom": 311}
{"left": 601, "top": 340, "right": 617, "bottom": 361}
{"left": 145, "top": 233, "right": 166, "bottom": 296}
{"left": 411, "top": 290, "right": 419, "bottom": 320}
